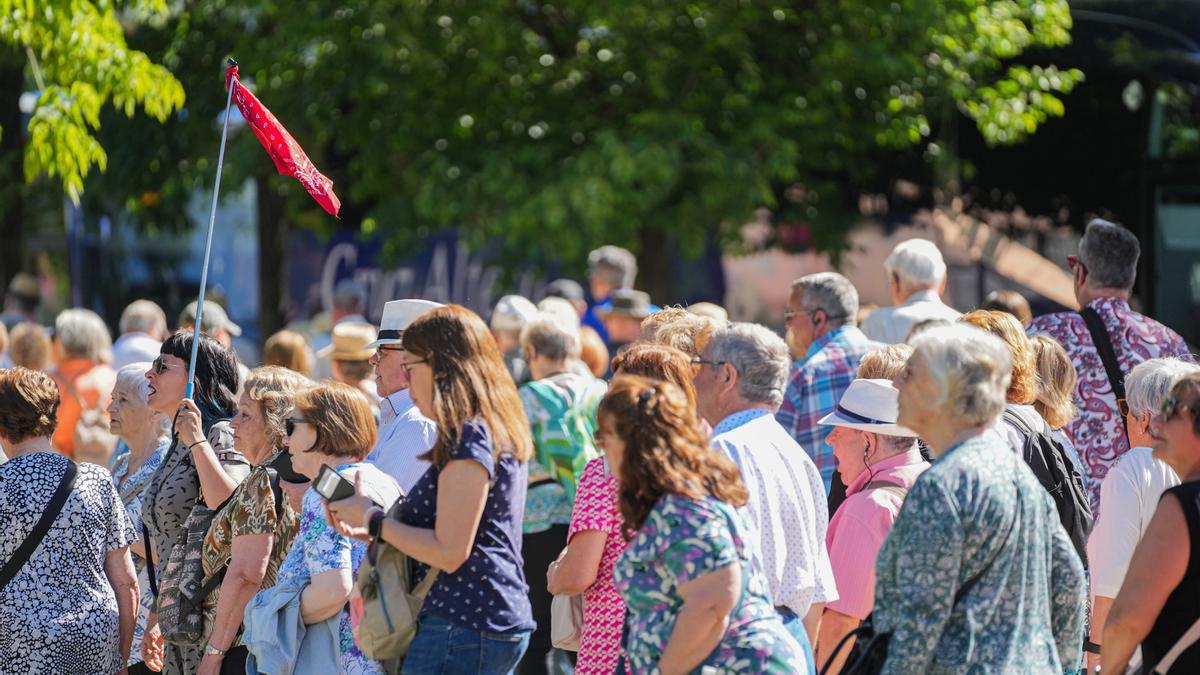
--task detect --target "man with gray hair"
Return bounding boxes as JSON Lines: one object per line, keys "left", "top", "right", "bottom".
{"left": 777, "top": 272, "right": 882, "bottom": 513}
{"left": 1029, "top": 218, "right": 1194, "bottom": 509}
{"left": 862, "top": 238, "right": 962, "bottom": 344}
{"left": 113, "top": 299, "right": 168, "bottom": 369}
{"left": 693, "top": 322, "right": 838, "bottom": 666}
{"left": 581, "top": 244, "right": 638, "bottom": 346}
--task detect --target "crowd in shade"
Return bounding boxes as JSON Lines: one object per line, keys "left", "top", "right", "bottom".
{"left": 1, "top": 219, "right": 1200, "bottom": 674}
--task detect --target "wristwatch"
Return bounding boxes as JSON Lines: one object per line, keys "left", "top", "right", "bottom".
{"left": 367, "top": 507, "right": 387, "bottom": 539}
{"left": 204, "top": 643, "right": 226, "bottom": 657}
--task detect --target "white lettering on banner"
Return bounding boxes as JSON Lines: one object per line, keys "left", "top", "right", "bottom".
{"left": 319, "top": 240, "right": 524, "bottom": 322}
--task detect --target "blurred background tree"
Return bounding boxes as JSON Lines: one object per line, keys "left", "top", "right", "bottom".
{"left": 9, "top": 0, "right": 1082, "bottom": 323}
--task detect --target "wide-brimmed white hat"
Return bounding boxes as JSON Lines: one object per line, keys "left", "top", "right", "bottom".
{"left": 818, "top": 378, "right": 917, "bottom": 437}
{"left": 365, "top": 299, "right": 444, "bottom": 349}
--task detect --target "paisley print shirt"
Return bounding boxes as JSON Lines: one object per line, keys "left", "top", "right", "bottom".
{"left": 1028, "top": 297, "right": 1193, "bottom": 509}
{"left": 873, "top": 434, "right": 1087, "bottom": 674}
{"left": 614, "top": 494, "right": 806, "bottom": 674}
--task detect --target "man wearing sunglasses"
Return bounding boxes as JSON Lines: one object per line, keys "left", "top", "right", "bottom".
{"left": 1028, "top": 219, "right": 1194, "bottom": 511}
{"left": 362, "top": 299, "right": 442, "bottom": 494}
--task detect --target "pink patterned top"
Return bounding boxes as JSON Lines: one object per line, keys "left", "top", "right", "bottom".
{"left": 568, "top": 457, "right": 628, "bottom": 674}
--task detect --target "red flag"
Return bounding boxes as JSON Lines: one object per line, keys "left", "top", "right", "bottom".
{"left": 225, "top": 65, "right": 341, "bottom": 217}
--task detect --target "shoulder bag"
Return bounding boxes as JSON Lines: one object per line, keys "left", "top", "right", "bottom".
{"left": 1080, "top": 306, "right": 1131, "bottom": 447}
{"left": 0, "top": 459, "right": 78, "bottom": 593}
{"left": 56, "top": 374, "right": 118, "bottom": 465}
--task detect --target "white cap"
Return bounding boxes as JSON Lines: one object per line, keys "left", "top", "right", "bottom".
{"left": 490, "top": 295, "right": 538, "bottom": 331}
{"left": 365, "top": 299, "right": 444, "bottom": 349}
{"left": 536, "top": 297, "right": 581, "bottom": 333}
{"left": 885, "top": 238, "right": 947, "bottom": 286}
{"left": 818, "top": 378, "right": 917, "bottom": 437}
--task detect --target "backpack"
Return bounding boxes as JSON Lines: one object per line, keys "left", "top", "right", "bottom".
{"left": 521, "top": 377, "right": 607, "bottom": 502}
{"left": 56, "top": 373, "right": 117, "bottom": 465}
{"left": 1002, "top": 408, "right": 1094, "bottom": 562}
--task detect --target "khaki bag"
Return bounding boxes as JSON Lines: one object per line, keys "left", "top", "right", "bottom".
{"left": 355, "top": 504, "right": 440, "bottom": 660}
{"left": 550, "top": 593, "right": 583, "bottom": 651}
{"left": 57, "top": 374, "right": 117, "bottom": 465}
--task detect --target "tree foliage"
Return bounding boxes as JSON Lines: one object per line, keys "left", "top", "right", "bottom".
{"left": 86, "top": 0, "right": 1081, "bottom": 268}
{"left": 0, "top": 0, "right": 184, "bottom": 201}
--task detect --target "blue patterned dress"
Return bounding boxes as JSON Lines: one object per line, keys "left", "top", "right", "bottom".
{"left": 613, "top": 493, "right": 806, "bottom": 674}
{"left": 873, "top": 433, "right": 1087, "bottom": 674}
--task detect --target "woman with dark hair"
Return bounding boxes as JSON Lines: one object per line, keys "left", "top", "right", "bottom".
{"left": 327, "top": 304, "right": 535, "bottom": 673}
{"left": 0, "top": 367, "right": 140, "bottom": 672}
{"left": 602, "top": 375, "right": 806, "bottom": 673}
{"left": 140, "top": 331, "right": 253, "bottom": 674}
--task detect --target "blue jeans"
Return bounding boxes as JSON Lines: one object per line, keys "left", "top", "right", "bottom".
{"left": 402, "top": 614, "right": 531, "bottom": 674}
{"left": 777, "top": 607, "right": 817, "bottom": 675}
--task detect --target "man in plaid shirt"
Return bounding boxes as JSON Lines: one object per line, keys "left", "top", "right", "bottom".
{"left": 777, "top": 273, "right": 882, "bottom": 514}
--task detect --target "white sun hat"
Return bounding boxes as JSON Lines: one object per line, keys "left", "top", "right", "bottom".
{"left": 364, "top": 299, "right": 444, "bottom": 349}
{"left": 818, "top": 378, "right": 918, "bottom": 437}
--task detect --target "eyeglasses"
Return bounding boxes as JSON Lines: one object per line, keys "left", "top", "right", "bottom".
{"left": 399, "top": 358, "right": 428, "bottom": 376}
{"left": 1067, "top": 255, "right": 1087, "bottom": 275}
{"left": 690, "top": 357, "right": 728, "bottom": 368}
{"left": 1160, "top": 397, "right": 1192, "bottom": 423}
{"left": 151, "top": 355, "right": 169, "bottom": 374}
{"left": 285, "top": 417, "right": 308, "bottom": 437}
{"left": 784, "top": 309, "right": 846, "bottom": 324}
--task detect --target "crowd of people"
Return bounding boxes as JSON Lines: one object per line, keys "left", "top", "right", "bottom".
{"left": 0, "top": 217, "right": 1199, "bottom": 674}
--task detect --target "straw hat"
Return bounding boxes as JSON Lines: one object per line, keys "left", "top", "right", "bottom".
{"left": 317, "top": 322, "right": 378, "bottom": 361}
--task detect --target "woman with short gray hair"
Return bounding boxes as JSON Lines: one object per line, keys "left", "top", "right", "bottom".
{"left": 50, "top": 308, "right": 118, "bottom": 461}
{"left": 108, "top": 363, "right": 172, "bottom": 671}
{"left": 871, "top": 324, "right": 1086, "bottom": 673}
{"left": 1086, "top": 357, "right": 1200, "bottom": 670}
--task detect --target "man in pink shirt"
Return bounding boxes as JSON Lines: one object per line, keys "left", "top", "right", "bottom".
{"left": 814, "top": 378, "right": 930, "bottom": 673}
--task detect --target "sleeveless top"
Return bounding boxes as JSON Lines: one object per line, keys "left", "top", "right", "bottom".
{"left": 1143, "top": 480, "right": 1200, "bottom": 673}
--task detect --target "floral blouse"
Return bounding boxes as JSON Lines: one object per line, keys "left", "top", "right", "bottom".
{"left": 613, "top": 493, "right": 806, "bottom": 674}
{"left": 110, "top": 436, "right": 170, "bottom": 666}
{"left": 873, "top": 433, "right": 1087, "bottom": 674}
{"left": 199, "top": 454, "right": 300, "bottom": 643}
{"left": 272, "top": 463, "right": 401, "bottom": 675}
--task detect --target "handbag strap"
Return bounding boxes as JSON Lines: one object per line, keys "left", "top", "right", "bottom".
{"left": 1079, "top": 306, "right": 1131, "bottom": 446}
{"left": 0, "top": 459, "right": 78, "bottom": 593}
{"left": 1153, "top": 614, "right": 1200, "bottom": 674}
{"left": 143, "top": 521, "right": 158, "bottom": 598}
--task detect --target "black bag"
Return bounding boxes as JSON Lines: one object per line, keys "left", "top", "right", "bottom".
{"left": 1003, "top": 408, "right": 1094, "bottom": 563}
{"left": 0, "top": 460, "right": 78, "bottom": 592}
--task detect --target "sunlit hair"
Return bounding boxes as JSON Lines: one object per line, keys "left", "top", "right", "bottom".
{"left": 263, "top": 329, "right": 314, "bottom": 377}
{"left": 244, "top": 366, "right": 312, "bottom": 450}
{"left": 959, "top": 309, "right": 1037, "bottom": 405}
{"left": 296, "top": 381, "right": 377, "bottom": 459}
{"left": 1031, "top": 335, "right": 1077, "bottom": 429}
{"left": 610, "top": 343, "right": 698, "bottom": 410}
{"left": 858, "top": 343, "right": 914, "bottom": 382}
{"left": 8, "top": 322, "right": 51, "bottom": 371}
{"left": 579, "top": 326, "right": 609, "bottom": 378}
{"left": 641, "top": 306, "right": 722, "bottom": 358}
{"left": 0, "top": 367, "right": 60, "bottom": 443}
{"left": 1126, "top": 358, "right": 1200, "bottom": 418}
{"left": 402, "top": 305, "right": 533, "bottom": 465}
{"left": 598, "top": 376, "right": 747, "bottom": 534}
{"left": 909, "top": 324, "right": 1011, "bottom": 427}
{"left": 56, "top": 308, "right": 113, "bottom": 363}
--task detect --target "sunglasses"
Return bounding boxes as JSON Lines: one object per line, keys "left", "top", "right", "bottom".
{"left": 1067, "top": 255, "right": 1087, "bottom": 275}
{"left": 690, "top": 357, "right": 728, "bottom": 368}
{"left": 285, "top": 417, "right": 308, "bottom": 437}
{"left": 1159, "top": 396, "right": 1192, "bottom": 422}
{"left": 152, "top": 355, "right": 169, "bottom": 374}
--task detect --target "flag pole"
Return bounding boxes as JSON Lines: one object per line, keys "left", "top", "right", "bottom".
{"left": 187, "top": 57, "right": 238, "bottom": 399}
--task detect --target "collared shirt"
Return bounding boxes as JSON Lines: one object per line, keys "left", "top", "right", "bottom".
{"left": 776, "top": 325, "right": 882, "bottom": 490}
{"left": 1028, "top": 297, "right": 1193, "bottom": 509}
{"left": 861, "top": 289, "right": 962, "bottom": 345}
{"left": 711, "top": 409, "right": 838, "bottom": 614}
{"left": 112, "top": 332, "right": 162, "bottom": 370}
{"left": 367, "top": 388, "right": 437, "bottom": 494}
{"left": 825, "top": 448, "right": 929, "bottom": 620}
{"left": 873, "top": 434, "right": 1086, "bottom": 674}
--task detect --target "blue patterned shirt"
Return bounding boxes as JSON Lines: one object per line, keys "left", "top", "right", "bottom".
{"left": 775, "top": 326, "right": 881, "bottom": 490}
{"left": 873, "top": 433, "right": 1086, "bottom": 674}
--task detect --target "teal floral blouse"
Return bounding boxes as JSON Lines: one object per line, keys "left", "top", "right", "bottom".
{"left": 873, "top": 433, "right": 1087, "bottom": 674}
{"left": 613, "top": 493, "right": 806, "bottom": 674}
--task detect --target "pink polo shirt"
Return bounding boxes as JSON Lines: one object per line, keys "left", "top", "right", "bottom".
{"left": 825, "top": 448, "right": 930, "bottom": 619}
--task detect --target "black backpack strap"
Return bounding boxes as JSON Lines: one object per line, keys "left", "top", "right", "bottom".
{"left": 1080, "top": 306, "right": 1130, "bottom": 446}
{"left": 143, "top": 521, "right": 158, "bottom": 598}
{"left": 0, "top": 459, "right": 79, "bottom": 593}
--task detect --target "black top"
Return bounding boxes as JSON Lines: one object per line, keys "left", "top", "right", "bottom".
{"left": 1143, "top": 480, "right": 1200, "bottom": 673}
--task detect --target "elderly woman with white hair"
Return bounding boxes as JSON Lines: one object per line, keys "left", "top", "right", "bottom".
{"left": 1085, "top": 357, "right": 1200, "bottom": 671}
{"left": 518, "top": 312, "right": 606, "bottom": 674}
{"left": 108, "top": 363, "right": 172, "bottom": 672}
{"left": 50, "top": 308, "right": 118, "bottom": 462}
{"left": 815, "top": 379, "right": 929, "bottom": 673}
{"left": 871, "top": 324, "right": 1086, "bottom": 673}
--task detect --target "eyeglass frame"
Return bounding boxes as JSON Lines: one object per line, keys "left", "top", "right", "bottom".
{"left": 690, "top": 356, "right": 728, "bottom": 369}
{"left": 151, "top": 355, "right": 171, "bottom": 374}
{"left": 1067, "top": 254, "right": 1088, "bottom": 277}
{"left": 398, "top": 357, "right": 429, "bottom": 376}
{"left": 285, "top": 417, "right": 308, "bottom": 437}
{"left": 783, "top": 308, "right": 848, "bottom": 324}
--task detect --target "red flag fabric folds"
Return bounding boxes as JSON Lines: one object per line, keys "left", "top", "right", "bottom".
{"left": 225, "top": 65, "right": 341, "bottom": 217}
